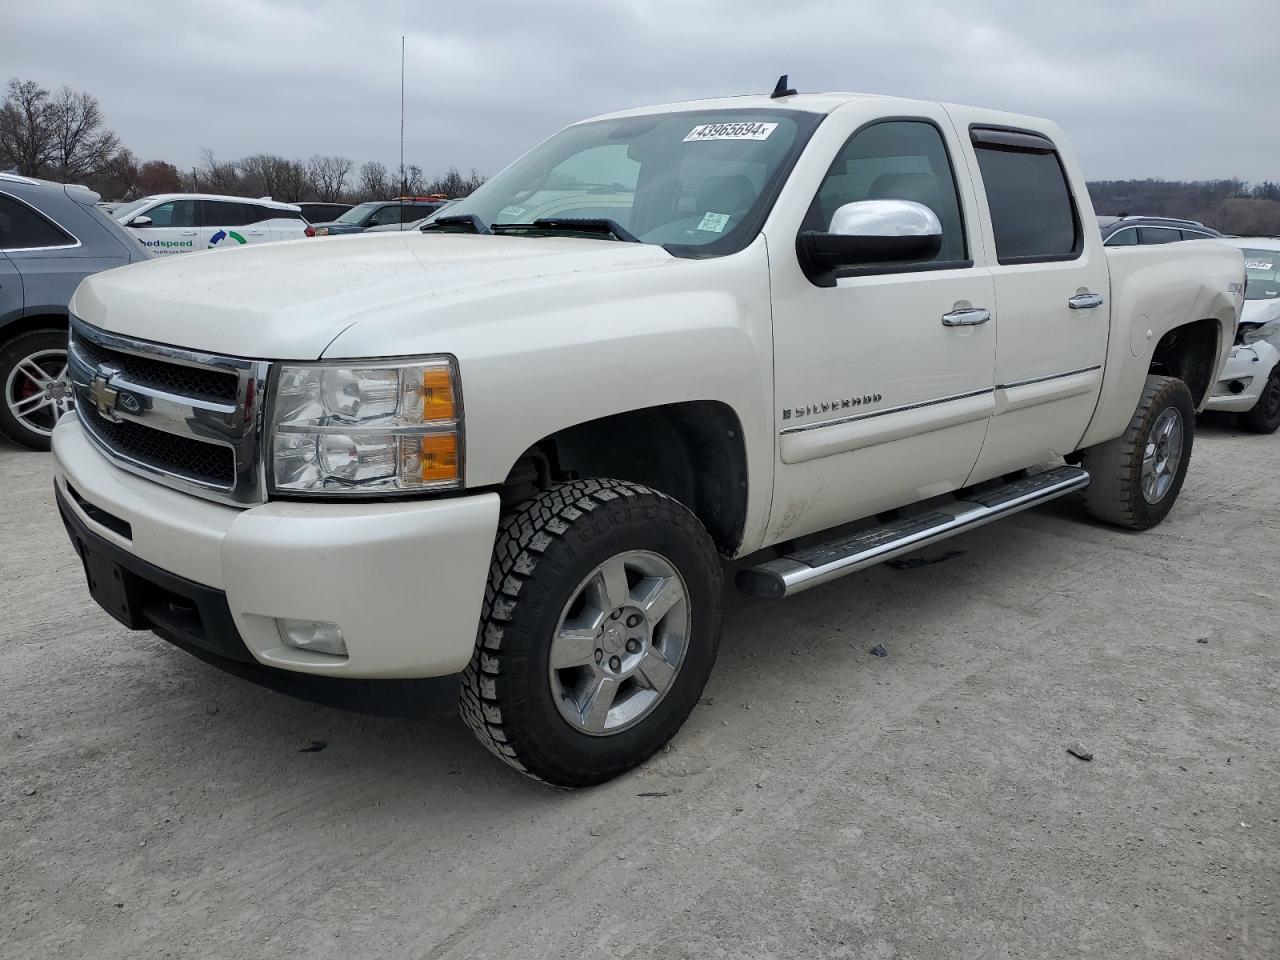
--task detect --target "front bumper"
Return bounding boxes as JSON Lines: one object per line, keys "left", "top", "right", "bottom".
{"left": 1206, "top": 342, "right": 1280, "bottom": 413}
{"left": 53, "top": 417, "right": 500, "bottom": 678}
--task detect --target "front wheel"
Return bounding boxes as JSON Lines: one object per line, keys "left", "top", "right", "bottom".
{"left": 0, "top": 329, "right": 73, "bottom": 451}
{"left": 1080, "top": 374, "right": 1195, "bottom": 530}
{"left": 460, "top": 478, "right": 723, "bottom": 787}
{"left": 1238, "top": 364, "right": 1280, "bottom": 434}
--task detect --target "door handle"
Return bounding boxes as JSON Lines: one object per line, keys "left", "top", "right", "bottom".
{"left": 1069, "top": 293, "right": 1104, "bottom": 310}
{"left": 941, "top": 307, "right": 991, "bottom": 327}
{"left": 180, "top": 230, "right": 197, "bottom": 236}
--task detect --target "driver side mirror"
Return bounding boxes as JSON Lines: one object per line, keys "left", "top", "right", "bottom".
{"left": 128, "top": 215, "right": 152, "bottom": 227}
{"left": 798, "top": 199, "right": 942, "bottom": 278}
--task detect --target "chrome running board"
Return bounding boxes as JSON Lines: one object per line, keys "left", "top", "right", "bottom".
{"left": 737, "top": 465, "right": 1090, "bottom": 598}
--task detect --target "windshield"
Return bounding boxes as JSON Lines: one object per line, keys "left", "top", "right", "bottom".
{"left": 111, "top": 198, "right": 151, "bottom": 222}
{"left": 336, "top": 202, "right": 380, "bottom": 225}
{"left": 1243, "top": 248, "right": 1280, "bottom": 300}
{"left": 442, "top": 109, "right": 822, "bottom": 257}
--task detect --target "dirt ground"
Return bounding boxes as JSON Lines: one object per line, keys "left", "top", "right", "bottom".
{"left": 1, "top": 418, "right": 1276, "bottom": 960}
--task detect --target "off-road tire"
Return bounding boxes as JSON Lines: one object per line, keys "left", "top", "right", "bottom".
{"left": 459, "top": 478, "right": 723, "bottom": 787}
{"left": 0, "top": 329, "right": 70, "bottom": 451}
{"left": 1237, "top": 365, "right": 1280, "bottom": 434}
{"left": 1080, "top": 374, "right": 1195, "bottom": 530}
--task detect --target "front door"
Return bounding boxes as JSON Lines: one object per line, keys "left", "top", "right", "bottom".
{"left": 958, "top": 122, "right": 1110, "bottom": 482}
{"left": 766, "top": 113, "right": 997, "bottom": 543}
{"left": 130, "top": 198, "right": 199, "bottom": 255}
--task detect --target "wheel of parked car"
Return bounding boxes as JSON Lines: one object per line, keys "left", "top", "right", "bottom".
{"left": 0, "top": 329, "right": 73, "bottom": 451}
{"left": 1079, "top": 374, "right": 1195, "bottom": 531}
{"left": 1238, "top": 366, "right": 1280, "bottom": 434}
{"left": 459, "top": 478, "right": 723, "bottom": 786}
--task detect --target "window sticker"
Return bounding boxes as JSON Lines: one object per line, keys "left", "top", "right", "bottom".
{"left": 683, "top": 122, "right": 778, "bottom": 143}
{"left": 697, "top": 212, "right": 731, "bottom": 233}
{"left": 498, "top": 205, "right": 527, "bottom": 218}
{"left": 1244, "top": 258, "right": 1274, "bottom": 272}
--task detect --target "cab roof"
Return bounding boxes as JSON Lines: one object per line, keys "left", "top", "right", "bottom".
{"left": 584, "top": 90, "right": 1052, "bottom": 128}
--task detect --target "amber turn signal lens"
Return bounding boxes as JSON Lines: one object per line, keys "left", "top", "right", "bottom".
{"left": 421, "top": 368, "right": 455, "bottom": 421}
{"left": 418, "top": 433, "right": 459, "bottom": 483}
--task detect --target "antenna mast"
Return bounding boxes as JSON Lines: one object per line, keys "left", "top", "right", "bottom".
{"left": 400, "top": 35, "right": 406, "bottom": 218}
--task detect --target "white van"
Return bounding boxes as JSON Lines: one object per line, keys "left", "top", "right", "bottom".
{"left": 111, "top": 194, "right": 307, "bottom": 255}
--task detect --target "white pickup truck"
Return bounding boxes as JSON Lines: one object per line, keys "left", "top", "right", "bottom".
{"left": 53, "top": 89, "right": 1244, "bottom": 786}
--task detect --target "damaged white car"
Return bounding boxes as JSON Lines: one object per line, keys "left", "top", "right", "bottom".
{"left": 1207, "top": 238, "right": 1280, "bottom": 433}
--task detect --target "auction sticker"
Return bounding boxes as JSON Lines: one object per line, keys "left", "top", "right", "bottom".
{"left": 684, "top": 121, "right": 778, "bottom": 142}
{"left": 498, "top": 205, "right": 527, "bottom": 218}
{"left": 697, "top": 212, "right": 731, "bottom": 233}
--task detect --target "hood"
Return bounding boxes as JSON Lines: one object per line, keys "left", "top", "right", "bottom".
{"left": 70, "top": 232, "right": 674, "bottom": 359}
{"left": 1240, "top": 297, "right": 1280, "bottom": 327}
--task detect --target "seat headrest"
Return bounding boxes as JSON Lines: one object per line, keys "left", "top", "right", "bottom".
{"left": 696, "top": 175, "right": 757, "bottom": 215}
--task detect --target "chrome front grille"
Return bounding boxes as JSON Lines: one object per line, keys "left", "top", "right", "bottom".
{"left": 67, "top": 317, "right": 271, "bottom": 506}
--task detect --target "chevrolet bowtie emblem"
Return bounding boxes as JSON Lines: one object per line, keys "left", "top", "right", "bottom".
{"left": 89, "top": 366, "right": 122, "bottom": 422}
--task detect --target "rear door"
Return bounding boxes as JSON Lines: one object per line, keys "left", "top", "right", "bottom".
{"left": 956, "top": 122, "right": 1110, "bottom": 483}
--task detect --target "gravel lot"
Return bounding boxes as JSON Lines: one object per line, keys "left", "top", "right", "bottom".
{"left": 2, "top": 420, "right": 1277, "bottom": 960}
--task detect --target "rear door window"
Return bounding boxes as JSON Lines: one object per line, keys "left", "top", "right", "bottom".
{"left": 971, "top": 128, "right": 1080, "bottom": 264}
{"left": 0, "top": 193, "right": 76, "bottom": 249}
{"left": 1139, "top": 227, "right": 1181, "bottom": 244}
{"left": 199, "top": 201, "right": 255, "bottom": 227}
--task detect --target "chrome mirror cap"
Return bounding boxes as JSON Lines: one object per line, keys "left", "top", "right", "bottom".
{"left": 829, "top": 199, "right": 941, "bottom": 238}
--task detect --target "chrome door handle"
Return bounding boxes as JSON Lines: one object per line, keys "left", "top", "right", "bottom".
{"left": 941, "top": 307, "right": 991, "bottom": 327}
{"left": 180, "top": 230, "right": 197, "bottom": 236}
{"left": 1069, "top": 293, "right": 1104, "bottom": 310}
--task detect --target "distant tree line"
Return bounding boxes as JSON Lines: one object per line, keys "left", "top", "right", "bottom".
{"left": 0, "top": 77, "right": 485, "bottom": 203}
{"left": 1087, "top": 179, "right": 1280, "bottom": 236}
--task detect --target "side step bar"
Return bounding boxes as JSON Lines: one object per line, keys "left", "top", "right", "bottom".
{"left": 737, "top": 465, "right": 1090, "bottom": 598}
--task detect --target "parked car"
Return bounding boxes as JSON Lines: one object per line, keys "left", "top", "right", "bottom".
{"left": 0, "top": 173, "right": 148, "bottom": 450}
{"left": 53, "top": 90, "right": 1242, "bottom": 786}
{"left": 111, "top": 194, "right": 306, "bottom": 255}
{"left": 1101, "top": 216, "right": 1222, "bottom": 246}
{"left": 306, "top": 197, "right": 449, "bottom": 236}
{"left": 296, "top": 201, "right": 353, "bottom": 224}
{"left": 362, "top": 200, "right": 456, "bottom": 233}
{"left": 1203, "top": 238, "right": 1280, "bottom": 432}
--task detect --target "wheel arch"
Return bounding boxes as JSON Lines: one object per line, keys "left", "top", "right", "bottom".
{"left": 1148, "top": 317, "right": 1221, "bottom": 408}
{"left": 0, "top": 311, "right": 69, "bottom": 348}
{"left": 497, "top": 400, "right": 750, "bottom": 556}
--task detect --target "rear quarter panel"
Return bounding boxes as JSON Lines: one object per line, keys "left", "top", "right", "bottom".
{"left": 1080, "top": 240, "right": 1243, "bottom": 447}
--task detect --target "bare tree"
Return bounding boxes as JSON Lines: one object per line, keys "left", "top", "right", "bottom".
{"left": 402, "top": 163, "right": 424, "bottom": 196}
{"left": 423, "top": 166, "right": 486, "bottom": 198}
{"left": 46, "top": 85, "right": 120, "bottom": 181}
{"left": 357, "top": 160, "right": 391, "bottom": 200}
{"left": 0, "top": 78, "right": 57, "bottom": 175}
{"left": 197, "top": 149, "right": 242, "bottom": 194}
{"left": 306, "top": 154, "right": 352, "bottom": 202}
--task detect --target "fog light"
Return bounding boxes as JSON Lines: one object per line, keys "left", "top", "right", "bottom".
{"left": 277, "top": 618, "right": 347, "bottom": 656}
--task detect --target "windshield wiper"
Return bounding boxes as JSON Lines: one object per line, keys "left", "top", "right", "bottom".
{"left": 490, "top": 218, "right": 640, "bottom": 243}
{"left": 420, "top": 214, "right": 490, "bottom": 234}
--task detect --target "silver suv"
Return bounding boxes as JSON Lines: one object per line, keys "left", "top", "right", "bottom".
{"left": 0, "top": 173, "right": 148, "bottom": 449}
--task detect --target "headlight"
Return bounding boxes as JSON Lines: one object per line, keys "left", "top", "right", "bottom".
{"left": 1242, "top": 319, "right": 1280, "bottom": 345}
{"left": 268, "top": 357, "right": 462, "bottom": 495}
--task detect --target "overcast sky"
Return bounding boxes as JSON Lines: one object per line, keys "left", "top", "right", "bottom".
{"left": 6, "top": 0, "right": 1272, "bottom": 183}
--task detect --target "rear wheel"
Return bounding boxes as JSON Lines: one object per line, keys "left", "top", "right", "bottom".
{"left": 1238, "top": 365, "right": 1280, "bottom": 434}
{"left": 459, "top": 478, "right": 723, "bottom": 787}
{"left": 1080, "top": 374, "right": 1195, "bottom": 530}
{"left": 0, "top": 329, "right": 72, "bottom": 451}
